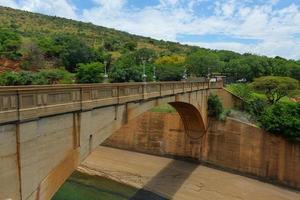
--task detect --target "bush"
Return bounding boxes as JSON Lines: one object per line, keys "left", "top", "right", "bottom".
{"left": 258, "top": 103, "right": 300, "bottom": 141}
{"left": 226, "top": 83, "right": 253, "bottom": 100}
{"left": 208, "top": 94, "right": 224, "bottom": 120}
{"left": 0, "top": 69, "right": 73, "bottom": 86}
{"left": 0, "top": 71, "right": 20, "bottom": 85}
{"left": 0, "top": 29, "right": 22, "bottom": 60}
{"left": 39, "top": 69, "right": 73, "bottom": 84}
{"left": 76, "top": 62, "right": 103, "bottom": 83}
{"left": 245, "top": 97, "right": 268, "bottom": 118}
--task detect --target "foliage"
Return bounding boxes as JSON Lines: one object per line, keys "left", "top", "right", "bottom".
{"left": 134, "top": 48, "right": 157, "bottom": 64}
{"left": 21, "top": 40, "right": 45, "bottom": 69}
{"left": 251, "top": 76, "right": 299, "bottom": 104}
{"left": 258, "top": 103, "right": 300, "bottom": 141}
{"left": 186, "top": 50, "right": 221, "bottom": 77}
{"left": 156, "top": 64, "right": 184, "bottom": 81}
{"left": 38, "top": 69, "right": 73, "bottom": 84}
{"left": 226, "top": 84, "right": 253, "bottom": 100}
{"left": 76, "top": 62, "right": 104, "bottom": 83}
{"left": 0, "top": 28, "right": 22, "bottom": 60}
{"left": 245, "top": 97, "right": 268, "bottom": 118}
{"left": 38, "top": 34, "right": 98, "bottom": 72}
{"left": 208, "top": 94, "right": 224, "bottom": 120}
{"left": 110, "top": 53, "right": 142, "bottom": 82}
{"left": 0, "top": 69, "right": 73, "bottom": 85}
{"left": 154, "top": 55, "right": 186, "bottom": 65}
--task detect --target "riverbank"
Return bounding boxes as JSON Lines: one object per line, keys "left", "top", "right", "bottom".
{"left": 78, "top": 146, "right": 300, "bottom": 200}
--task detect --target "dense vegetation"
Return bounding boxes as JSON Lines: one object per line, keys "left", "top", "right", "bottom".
{"left": 0, "top": 6, "right": 300, "bottom": 85}
{"left": 227, "top": 79, "right": 300, "bottom": 142}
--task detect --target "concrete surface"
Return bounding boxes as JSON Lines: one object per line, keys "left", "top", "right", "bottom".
{"left": 79, "top": 146, "right": 300, "bottom": 200}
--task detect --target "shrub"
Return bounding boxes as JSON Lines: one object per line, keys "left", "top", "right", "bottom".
{"left": 258, "top": 102, "right": 300, "bottom": 141}
{"left": 76, "top": 62, "right": 103, "bottom": 83}
{"left": 245, "top": 97, "right": 268, "bottom": 117}
{"left": 208, "top": 94, "right": 224, "bottom": 120}
{"left": 226, "top": 83, "right": 253, "bottom": 100}
{"left": 0, "top": 69, "right": 73, "bottom": 86}
{"left": 0, "top": 71, "right": 20, "bottom": 85}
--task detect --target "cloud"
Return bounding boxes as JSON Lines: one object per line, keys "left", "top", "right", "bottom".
{"left": 1, "top": 0, "right": 77, "bottom": 19}
{"left": 1, "top": 0, "right": 300, "bottom": 59}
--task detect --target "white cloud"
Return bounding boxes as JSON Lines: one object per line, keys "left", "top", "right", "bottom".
{"left": 1, "top": 0, "right": 77, "bottom": 19}
{"left": 0, "top": 0, "right": 19, "bottom": 8}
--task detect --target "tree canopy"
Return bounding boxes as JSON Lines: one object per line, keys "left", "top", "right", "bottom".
{"left": 251, "top": 76, "right": 299, "bottom": 104}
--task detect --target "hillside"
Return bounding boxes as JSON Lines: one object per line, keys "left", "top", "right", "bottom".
{"left": 0, "top": 6, "right": 192, "bottom": 58}
{"left": 0, "top": 6, "right": 299, "bottom": 85}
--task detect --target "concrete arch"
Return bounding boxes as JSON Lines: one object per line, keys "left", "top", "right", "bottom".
{"left": 169, "top": 102, "right": 206, "bottom": 140}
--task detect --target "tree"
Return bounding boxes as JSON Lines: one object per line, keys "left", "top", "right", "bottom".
{"left": 155, "top": 55, "right": 186, "bottom": 65}
{"left": 156, "top": 64, "right": 184, "bottom": 81}
{"left": 259, "top": 103, "right": 300, "bottom": 141}
{"left": 38, "top": 34, "right": 97, "bottom": 72}
{"left": 134, "top": 48, "right": 157, "bottom": 65}
{"left": 110, "top": 53, "right": 142, "bottom": 82}
{"left": 21, "top": 41, "right": 45, "bottom": 70}
{"left": 251, "top": 76, "right": 299, "bottom": 104}
{"left": 186, "top": 50, "right": 221, "bottom": 77}
{"left": 208, "top": 94, "right": 224, "bottom": 119}
{"left": 0, "top": 29, "right": 22, "bottom": 60}
{"left": 124, "top": 41, "right": 137, "bottom": 51}
{"left": 155, "top": 55, "right": 185, "bottom": 81}
{"left": 76, "top": 62, "right": 104, "bottom": 83}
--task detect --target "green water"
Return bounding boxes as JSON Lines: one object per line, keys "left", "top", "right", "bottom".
{"left": 52, "top": 171, "right": 168, "bottom": 200}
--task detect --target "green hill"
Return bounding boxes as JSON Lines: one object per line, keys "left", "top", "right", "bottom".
{"left": 0, "top": 6, "right": 299, "bottom": 85}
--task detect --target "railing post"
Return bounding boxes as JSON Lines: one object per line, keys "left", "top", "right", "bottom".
{"left": 159, "top": 83, "right": 162, "bottom": 97}
{"left": 173, "top": 83, "right": 175, "bottom": 94}
{"left": 142, "top": 83, "right": 146, "bottom": 100}
{"left": 117, "top": 85, "right": 120, "bottom": 104}
{"left": 80, "top": 87, "right": 83, "bottom": 111}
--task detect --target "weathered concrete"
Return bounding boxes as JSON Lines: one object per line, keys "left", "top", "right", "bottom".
{"left": 79, "top": 146, "right": 300, "bottom": 200}
{"left": 0, "top": 81, "right": 212, "bottom": 200}
{"left": 104, "top": 111, "right": 300, "bottom": 189}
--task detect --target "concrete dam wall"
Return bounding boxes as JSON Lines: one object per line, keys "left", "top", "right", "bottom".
{"left": 103, "top": 111, "right": 300, "bottom": 189}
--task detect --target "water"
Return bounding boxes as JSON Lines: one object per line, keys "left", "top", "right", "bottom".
{"left": 52, "top": 171, "right": 168, "bottom": 200}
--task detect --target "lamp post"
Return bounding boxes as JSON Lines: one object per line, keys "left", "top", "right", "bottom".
{"left": 142, "top": 60, "right": 147, "bottom": 83}
{"left": 103, "top": 61, "right": 109, "bottom": 83}
{"left": 153, "top": 65, "right": 156, "bottom": 82}
{"left": 182, "top": 66, "right": 187, "bottom": 81}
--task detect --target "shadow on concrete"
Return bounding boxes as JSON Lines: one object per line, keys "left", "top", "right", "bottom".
{"left": 129, "top": 160, "right": 198, "bottom": 200}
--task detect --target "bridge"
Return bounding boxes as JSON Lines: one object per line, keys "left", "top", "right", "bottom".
{"left": 0, "top": 80, "right": 223, "bottom": 200}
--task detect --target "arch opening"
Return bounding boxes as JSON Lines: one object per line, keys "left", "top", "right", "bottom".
{"left": 168, "top": 102, "right": 206, "bottom": 140}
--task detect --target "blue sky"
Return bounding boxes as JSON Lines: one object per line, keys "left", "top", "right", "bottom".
{"left": 1, "top": 0, "right": 300, "bottom": 59}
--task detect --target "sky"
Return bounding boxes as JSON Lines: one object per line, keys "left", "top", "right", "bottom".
{"left": 1, "top": 0, "right": 300, "bottom": 60}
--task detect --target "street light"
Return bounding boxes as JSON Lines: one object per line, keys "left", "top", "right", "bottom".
{"left": 182, "top": 66, "right": 187, "bottom": 81}
{"left": 103, "top": 61, "right": 109, "bottom": 83}
{"left": 142, "top": 60, "right": 147, "bottom": 83}
{"left": 153, "top": 65, "right": 156, "bottom": 82}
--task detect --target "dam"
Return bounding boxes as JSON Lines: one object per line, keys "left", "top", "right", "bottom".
{"left": 0, "top": 79, "right": 299, "bottom": 200}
